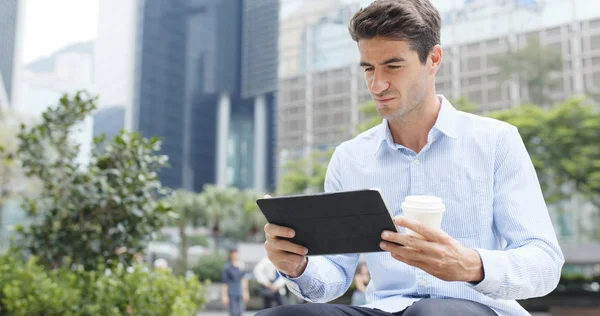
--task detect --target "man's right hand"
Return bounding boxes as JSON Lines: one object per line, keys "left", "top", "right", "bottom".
{"left": 263, "top": 195, "right": 309, "bottom": 278}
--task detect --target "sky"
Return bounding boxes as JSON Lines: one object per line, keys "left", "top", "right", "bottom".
{"left": 21, "top": 0, "right": 461, "bottom": 65}
{"left": 22, "top": 0, "right": 98, "bottom": 64}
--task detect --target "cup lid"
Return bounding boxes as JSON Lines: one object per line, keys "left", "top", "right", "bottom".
{"left": 402, "top": 195, "right": 445, "bottom": 211}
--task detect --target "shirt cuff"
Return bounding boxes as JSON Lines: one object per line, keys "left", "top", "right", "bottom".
{"left": 279, "top": 257, "right": 321, "bottom": 300}
{"left": 470, "top": 248, "right": 506, "bottom": 297}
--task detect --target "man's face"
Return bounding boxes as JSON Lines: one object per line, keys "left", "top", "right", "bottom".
{"left": 229, "top": 250, "right": 238, "bottom": 262}
{"left": 359, "top": 37, "right": 439, "bottom": 121}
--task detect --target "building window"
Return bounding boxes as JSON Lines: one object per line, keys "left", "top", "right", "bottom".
{"left": 467, "top": 90, "right": 483, "bottom": 105}
{"left": 461, "top": 57, "right": 481, "bottom": 72}
{"left": 333, "top": 81, "right": 348, "bottom": 94}
{"left": 591, "top": 34, "right": 600, "bottom": 51}
{"left": 590, "top": 18, "right": 600, "bottom": 30}
{"left": 546, "top": 26, "right": 561, "bottom": 38}
{"left": 593, "top": 71, "right": 600, "bottom": 87}
{"left": 466, "top": 42, "right": 480, "bottom": 54}
{"left": 488, "top": 87, "right": 503, "bottom": 103}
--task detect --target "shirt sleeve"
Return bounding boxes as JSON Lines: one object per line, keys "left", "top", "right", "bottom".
{"left": 253, "top": 258, "right": 270, "bottom": 286}
{"left": 280, "top": 147, "right": 360, "bottom": 303}
{"left": 222, "top": 264, "right": 232, "bottom": 284}
{"left": 471, "top": 125, "right": 565, "bottom": 300}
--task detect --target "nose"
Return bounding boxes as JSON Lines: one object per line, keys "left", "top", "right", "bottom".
{"left": 369, "top": 69, "right": 390, "bottom": 95}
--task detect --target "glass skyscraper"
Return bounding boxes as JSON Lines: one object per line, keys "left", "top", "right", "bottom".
{"left": 0, "top": 0, "right": 20, "bottom": 110}
{"left": 95, "top": 0, "right": 279, "bottom": 192}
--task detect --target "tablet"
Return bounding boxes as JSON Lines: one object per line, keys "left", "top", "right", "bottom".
{"left": 256, "top": 189, "right": 401, "bottom": 256}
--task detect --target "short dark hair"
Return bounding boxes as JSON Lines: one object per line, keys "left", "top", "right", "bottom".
{"left": 348, "top": 0, "right": 441, "bottom": 64}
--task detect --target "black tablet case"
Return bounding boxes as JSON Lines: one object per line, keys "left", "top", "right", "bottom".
{"left": 256, "top": 189, "right": 399, "bottom": 256}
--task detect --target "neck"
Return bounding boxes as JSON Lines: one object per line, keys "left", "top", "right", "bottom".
{"left": 387, "top": 93, "right": 440, "bottom": 153}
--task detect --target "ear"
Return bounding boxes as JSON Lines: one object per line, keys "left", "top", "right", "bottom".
{"left": 429, "top": 45, "right": 443, "bottom": 75}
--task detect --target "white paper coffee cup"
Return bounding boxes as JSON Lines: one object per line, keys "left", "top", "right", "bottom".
{"left": 401, "top": 195, "right": 445, "bottom": 239}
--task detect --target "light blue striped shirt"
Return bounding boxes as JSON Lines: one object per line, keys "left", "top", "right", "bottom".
{"left": 282, "top": 95, "right": 564, "bottom": 316}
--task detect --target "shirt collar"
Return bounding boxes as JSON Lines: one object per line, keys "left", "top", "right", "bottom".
{"left": 373, "top": 95, "right": 459, "bottom": 156}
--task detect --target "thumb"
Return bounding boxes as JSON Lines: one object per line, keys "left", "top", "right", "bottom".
{"left": 263, "top": 194, "right": 272, "bottom": 199}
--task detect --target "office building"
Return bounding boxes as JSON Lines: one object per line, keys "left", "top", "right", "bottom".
{"left": 278, "top": 0, "right": 600, "bottom": 155}
{"left": 0, "top": 0, "right": 24, "bottom": 110}
{"left": 95, "top": 0, "right": 279, "bottom": 192}
{"left": 92, "top": 105, "right": 126, "bottom": 141}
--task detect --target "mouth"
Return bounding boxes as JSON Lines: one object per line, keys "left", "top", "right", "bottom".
{"left": 375, "top": 97, "right": 396, "bottom": 105}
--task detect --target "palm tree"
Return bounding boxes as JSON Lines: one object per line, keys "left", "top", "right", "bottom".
{"left": 164, "top": 189, "right": 202, "bottom": 272}
{"left": 241, "top": 189, "right": 268, "bottom": 242}
{"left": 197, "top": 185, "right": 240, "bottom": 253}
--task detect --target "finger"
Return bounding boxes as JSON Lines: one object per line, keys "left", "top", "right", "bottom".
{"left": 381, "top": 231, "right": 440, "bottom": 254}
{"left": 390, "top": 252, "right": 421, "bottom": 268}
{"left": 380, "top": 241, "right": 430, "bottom": 263}
{"left": 265, "top": 237, "right": 308, "bottom": 256}
{"left": 275, "top": 255, "right": 306, "bottom": 273}
{"left": 394, "top": 216, "right": 449, "bottom": 243}
{"left": 264, "top": 194, "right": 272, "bottom": 199}
{"left": 264, "top": 223, "right": 295, "bottom": 239}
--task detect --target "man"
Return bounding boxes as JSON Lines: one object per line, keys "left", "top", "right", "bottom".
{"left": 254, "top": 256, "right": 288, "bottom": 308}
{"left": 257, "top": 0, "right": 564, "bottom": 315}
{"left": 222, "top": 248, "right": 250, "bottom": 316}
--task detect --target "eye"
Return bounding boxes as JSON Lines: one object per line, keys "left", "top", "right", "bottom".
{"left": 388, "top": 65, "right": 401, "bottom": 69}
{"left": 364, "top": 67, "right": 374, "bottom": 72}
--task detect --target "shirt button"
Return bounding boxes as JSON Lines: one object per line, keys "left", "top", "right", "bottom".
{"left": 419, "top": 279, "right": 428, "bottom": 286}
{"left": 414, "top": 159, "right": 420, "bottom": 165}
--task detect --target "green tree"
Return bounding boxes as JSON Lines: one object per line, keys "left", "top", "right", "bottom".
{"left": 0, "top": 111, "right": 40, "bottom": 237}
{"left": 494, "top": 37, "right": 563, "bottom": 106}
{"left": 240, "top": 189, "right": 268, "bottom": 241}
{"left": 164, "top": 189, "right": 202, "bottom": 273}
{"left": 490, "top": 97, "right": 600, "bottom": 240}
{"left": 356, "top": 101, "right": 380, "bottom": 134}
{"left": 14, "top": 91, "right": 172, "bottom": 270}
{"left": 196, "top": 184, "right": 240, "bottom": 252}
{"left": 277, "top": 150, "right": 333, "bottom": 195}
{"left": 450, "top": 97, "right": 478, "bottom": 113}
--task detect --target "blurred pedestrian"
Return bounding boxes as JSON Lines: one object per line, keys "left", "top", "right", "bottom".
{"left": 254, "top": 256, "right": 287, "bottom": 309}
{"left": 221, "top": 248, "right": 250, "bottom": 316}
{"left": 351, "top": 263, "right": 370, "bottom": 306}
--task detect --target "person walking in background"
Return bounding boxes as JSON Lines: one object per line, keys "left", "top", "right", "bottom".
{"left": 254, "top": 256, "right": 287, "bottom": 309}
{"left": 351, "top": 263, "right": 370, "bottom": 306}
{"left": 221, "top": 248, "right": 250, "bottom": 316}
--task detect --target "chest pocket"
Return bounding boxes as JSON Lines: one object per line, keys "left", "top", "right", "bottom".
{"left": 428, "top": 170, "right": 491, "bottom": 238}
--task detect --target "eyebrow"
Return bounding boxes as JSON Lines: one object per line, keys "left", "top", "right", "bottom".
{"left": 360, "top": 57, "right": 406, "bottom": 68}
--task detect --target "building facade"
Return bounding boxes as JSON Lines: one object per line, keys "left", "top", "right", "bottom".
{"left": 95, "top": 0, "right": 279, "bottom": 192}
{"left": 0, "top": 0, "right": 24, "bottom": 110}
{"left": 278, "top": 0, "right": 600, "bottom": 156}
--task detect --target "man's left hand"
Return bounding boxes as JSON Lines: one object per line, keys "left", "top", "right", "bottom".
{"left": 380, "top": 216, "right": 484, "bottom": 283}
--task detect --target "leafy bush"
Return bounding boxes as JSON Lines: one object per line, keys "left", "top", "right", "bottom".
{"left": 188, "top": 235, "right": 210, "bottom": 247}
{"left": 0, "top": 252, "right": 206, "bottom": 316}
{"left": 193, "top": 253, "right": 227, "bottom": 282}
{"left": 14, "top": 92, "right": 172, "bottom": 270}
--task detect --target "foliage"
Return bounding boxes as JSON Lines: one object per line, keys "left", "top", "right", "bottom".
{"left": 165, "top": 186, "right": 267, "bottom": 269}
{"left": 13, "top": 91, "right": 172, "bottom": 270}
{"left": 449, "top": 97, "right": 478, "bottom": 113}
{"left": 277, "top": 150, "right": 333, "bottom": 195}
{"left": 0, "top": 111, "right": 40, "bottom": 238}
{"left": 163, "top": 189, "right": 202, "bottom": 273}
{"left": 490, "top": 97, "right": 600, "bottom": 208}
{"left": 193, "top": 253, "right": 227, "bottom": 282}
{"left": 188, "top": 235, "right": 210, "bottom": 247}
{"left": 0, "top": 251, "right": 205, "bottom": 316}
{"left": 356, "top": 101, "right": 380, "bottom": 134}
{"left": 494, "top": 37, "right": 563, "bottom": 106}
